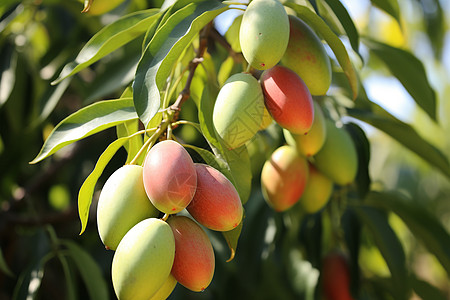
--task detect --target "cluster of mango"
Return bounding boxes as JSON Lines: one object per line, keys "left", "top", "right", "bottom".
{"left": 96, "top": 140, "right": 243, "bottom": 299}
{"left": 213, "top": 0, "right": 358, "bottom": 214}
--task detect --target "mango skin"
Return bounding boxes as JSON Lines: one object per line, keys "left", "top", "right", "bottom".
{"left": 149, "top": 274, "right": 177, "bottom": 300}
{"left": 97, "top": 165, "right": 159, "bottom": 250}
{"left": 283, "top": 101, "right": 326, "bottom": 157}
{"left": 322, "top": 252, "right": 355, "bottom": 300}
{"left": 314, "top": 120, "right": 358, "bottom": 186}
{"left": 261, "top": 145, "right": 309, "bottom": 212}
{"left": 187, "top": 164, "right": 243, "bottom": 231}
{"left": 112, "top": 218, "right": 175, "bottom": 300}
{"left": 213, "top": 73, "right": 264, "bottom": 149}
{"left": 261, "top": 65, "right": 314, "bottom": 134}
{"left": 240, "top": 0, "right": 289, "bottom": 70}
{"left": 143, "top": 140, "right": 197, "bottom": 214}
{"left": 299, "top": 164, "right": 333, "bottom": 214}
{"left": 167, "top": 216, "right": 215, "bottom": 292}
{"left": 281, "top": 15, "right": 332, "bottom": 95}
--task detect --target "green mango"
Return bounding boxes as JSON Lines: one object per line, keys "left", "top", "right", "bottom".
{"left": 281, "top": 15, "right": 332, "bottom": 95}
{"left": 313, "top": 120, "right": 358, "bottom": 185}
{"left": 239, "top": 0, "right": 289, "bottom": 70}
{"left": 97, "top": 165, "right": 159, "bottom": 250}
{"left": 149, "top": 274, "right": 177, "bottom": 300}
{"left": 283, "top": 101, "right": 327, "bottom": 157}
{"left": 213, "top": 73, "right": 264, "bottom": 149}
{"left": 112, "top": 218, "right": 175, "bottom": 300}
{"left": 299, "top": 163, "right": 333, "bottom": 214}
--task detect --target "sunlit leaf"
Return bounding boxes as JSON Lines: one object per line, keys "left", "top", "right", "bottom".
{"left": 370, "top": 0, "right": 400, "bottom": 24}
{"left": 31, "top": 98, "right": 137, "bottom": 164}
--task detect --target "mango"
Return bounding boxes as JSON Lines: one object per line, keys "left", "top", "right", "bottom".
{"left": 167, "top": 216, "right": 215, "bottom": 292}
{"left": 187, "top": 164, "right": 243, "bottom": 231}
{"left": 97, "top": 165, "right": 159, "bottom": 250}
{"left": 213, "top": 73, "right": 264, "bottom": 149}
{"left": 283, "top": 101, "right": 326, "bottom": 157}
{"left": 261, "top": 65, "right": 314, "bottom": 134}
{"left": 313, "top": 120, "right": 358, "bottom": 185}
{"left": 322, "top": 252, "right": 355, "bottom": 300}
{"left": 112, "top": 218, "right": 175, "bottom": 300}
{"left": 143, "top": 140, "right": 197, "bottom": 214}
{"left": 281, "top": 15, "right": 332, "bottom": 95}
{"left": 240, "top": 0, "right": 289, "bottom": 70}
{"left": 149, "top": 274, "right": 177, "bottom": 300}
{"left": 261, "top": 145, "right": 309, "bottom": 212}
{"left": 260, "top": 105, "right": 273, "bottom": 130}
{"left": 298, "top": 163, "right": 333, "bottom": 214}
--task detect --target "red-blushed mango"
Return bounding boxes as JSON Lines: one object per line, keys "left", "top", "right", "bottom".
{"left": 322, "top": 252, "right": 354, "bottom": 300}
{"left": 283, "top": 101, "right": 327, "bottom": 157}
{"left": 97, "top": 165, "right": 159, "bottom": 250}
{"left": 187, "top": 164, "right": 243, "bottom": 231}
{"left": 213, "top": 73, "right": 264, "bottom": 149}
{"left": 298, "top": 163, "right": 333, "bottom": 214}
{"left": 314, "top": 121, "right": 358, "bottom": 186}
{"left": 149, "top": 274, "right": 177, "bottom": 300}
{"left": 167, "top": 216, "right": 215, "bottom": 292}
{"left": 112, "top": 218, "right": 175, "bottom": 300}
{"left": 261, "top": 65, "right": 314, "bottom": 134}
{"left": 281, "top": 15, "right": 332, "bottom": 95}
{"left": 261, "top": 145, "right": 309, "bottom": 212}
{"left": 239, "top": 0, "right": 289, "bottom": 70}
{"left": 143, "top": 140, "right": 197, "bottom": 214}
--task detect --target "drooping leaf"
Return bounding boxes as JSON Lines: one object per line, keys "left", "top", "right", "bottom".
{"left": 417, "top": 0, "right": 444, "bottom": 59}
{"left": 78, "top": 137, "right": 129, "bottom": 234}
{"left": 133, "top": 0, "right": 227, "bottom": 127}
{"left": 116, "top": 119, "right": 143, "bottom": 164}
{"left": 363, "top": 38, "right": 437, "bottom": 121}
{"left": 322, "top": 0, "right": 360, "bottom": 56}
{"left": 223, "top": 220, "right": 243, "bottom": 262}
{"left": 285, "top": 3, "right": 358, "bottom": 99}
{"left": 411, "top": 275, "right": 447, "bottom": 300}
{"left": 353, "top": 204, "right": 409, "bottom": 300}
{"left": 30, "top": 98, "right": 138, "bottom": 164}
{"left": 63, "top": 241, "right": 109, "bottom": 300}
{"left": 365, "top": 191, "right": 450, "bottom": 277}
{"left": 0, "top": 42, "right": 17, "bottom": 108}
{"left": 183, "top": 143, "right": 229, "bottom": 176}
{"left": 370, "top": 0, "right": 400, "bottom": 24}
{"left": 348, "top": 99, "right": 450, "bottom": 179}
{"left": 56, "top": 251, "right": 77, "bottom": 300}
{"left": 52, "top": 9, "right": 162, "bottom": 84}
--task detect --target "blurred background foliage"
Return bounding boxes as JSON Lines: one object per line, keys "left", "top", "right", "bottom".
{"left": 0, "top": 0, "right": 449, "bottom": 299}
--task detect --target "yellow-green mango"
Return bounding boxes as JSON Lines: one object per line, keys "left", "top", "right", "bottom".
{"left": 97, "top": 165, "right": 159, "bottom": 250}
{"left": 213, "top": 73, "right": 264, "bottom": 149}
{"left": 112, "top": 218, "right": 175, "bottom": 300}
{"left": 260, "top": 105, "right": 273, "bottom": 130}
{"left": 299, "top": 163, "right": 333, "bottom": 214}
{"left": 283, "top": 101, "right": 327, "bottom": 157}
{"left": 240, "top": 0, "right": 289, "bottom": 70}
{"left": 149, "top": 274, "right": 177, "bottom": 300}
{"left": 313, "top": 120, "right": 358, "bottom": 185}
{"left": 281, "top": 15, "right": 332, "bottom": 95}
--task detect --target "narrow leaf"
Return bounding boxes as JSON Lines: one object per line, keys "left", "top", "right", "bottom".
{"left": 0, "top": 43, "right": 17, "bottom": 107}
{"left": 78, "top": 137, "right": 129, "bottom": 234}
{"left": 365, "top": 191, "right": 450, "bottom": 277}
{"left": 116, "top": 119, "right": 143, "bottom": 164}
{"left": 223, "top": 220, "right": 243, "bottom": 262}
{"left": 353, "top": 205, "right": 409, "bottom": 300}
{"left": 285, "top": 3, "right": 358, "bottom": 99}
{"left": 133, "top": 0, "right": 227, "bottom": 127}
{"left": 370, "top": 0, "right": 400, "bottom": 23}
{"left": 348, "top": 100, "right": 450, "bottom": 178}
{"left": 363, "top": 38, "right": 437, "bottom": 121}
{"left": 63, "top": 241, "right": 109, "bottom": 300}
{"left": 30, "top": 98, "right": 137, "bottom": 164}
{"left": 52, "top": 9, "right": 162, "bottom": 84}
{"left": 411, "top": 276, "right": 447, "bottom": 300}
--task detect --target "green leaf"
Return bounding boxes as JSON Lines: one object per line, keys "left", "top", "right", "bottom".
{"left": 116, "top": 119, "right": 143, "bottom": 164}
{"left": 78, "top": 137, "right": 129, "bottom": 234}
{"left": 52, "top": 9, "right": 162, "bottom": 84}
{"left": 411, "top": 276, "right": 447, "bottom": 300}
{"left": 348, "top": 95, "right": 450, "bottom": 178}
{"left": 322, "top": 0, "right": 360, "bottom": 56}
{"left": 133, "top": 0, "right": 227, "bottom": 127}
{"left": 363, "top": 38, "right": 437, "bottom": 121}
{"left": 0, "top": 247, "right": 14, "bottom": 277}
{"left": 63, "top": 241, "right": 109, "bottom": 300}
{"left": 285, "top": 2, "right": 358, "bottom": 99}
{"left": 30, "top": 98, "right": 138, "bottom": 164}
{"left": 57, "top": 252, "right": 77, "bottom": 300}
{"left": 183, "top": 143, "right": 229, "bottom": 175}
{"left": 353, "top": 204, "right": 409, "bottom": 300}
{"left": 0, "top": 43, "right": 17, "bottom": 108}
{"left": 222, "top": 145, "right": 252, "bottom": 205}
{"left": 370, "top": 0, "right": 400, "bottom": 23}
{"left": 365, "top": 191, "right": 450, "bottom": 277}
{"left": 222, "top": 220, "right": 243, "bottom": 262}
